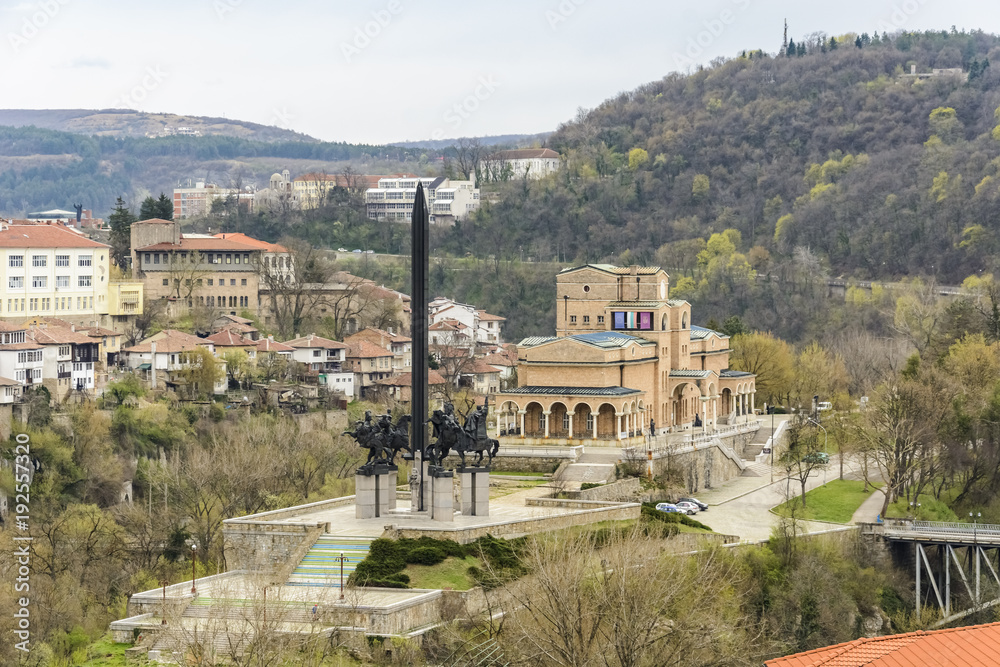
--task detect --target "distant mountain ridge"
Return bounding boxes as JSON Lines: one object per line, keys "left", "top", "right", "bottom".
{"left": 0, "top": 109, "right": 318, "bottom": 143}
{"left": 395, "top": 132, "right": 552, "bottom": 150}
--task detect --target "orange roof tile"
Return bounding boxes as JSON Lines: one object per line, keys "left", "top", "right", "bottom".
{"left": 375, "top": 370, "right": 447, "bottom": 386}
{"left": 205, "top": 329, "right": 255, "bottom": 347}
{"left": 28, "top": 325, "right": 95, "bottom": 345}
{"left": 124, "top": 330, "right": 211, "bottom": 354}
{"left": 482, "top": 352, "right": 516, "bottom": 367}
{"left": 0, "top": 224, "right": 107, "bottom": 249}
{"left": 464, "top": 359, "right": 501, "bottom": 375}
{"left": 257, "top": 338, "right": 295, "bottom": 353}
{"left": 767, "top": 621, "right": 1000, "bottom": 667}
{"left": 284, "top": 334, "right": 348, "bottom": 350}
{"left": 212, "top": 232, "right": 288, "bottom": 254}
{"left": 135, "top": 237, "right": 260, "bottom": 252}
{"left": 477, "top": 310, "right": 506, "bottom": 322}
{"left": 347, "top": 340, "right": 394, "bottom": 359}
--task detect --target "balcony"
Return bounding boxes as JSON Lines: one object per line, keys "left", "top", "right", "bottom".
{"left": 108, "top": 281, "right": 144, "bottom": 316}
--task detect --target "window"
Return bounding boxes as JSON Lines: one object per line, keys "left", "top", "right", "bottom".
{"left": 59, "top": 346, "right": 70, "bottom": 357}
{"left": 55, "top": 255, "right": 69, "bottom": 267}
{"left": 9, "top": 255, "right": 23, "bottom": 267}
{"left": 538, "top": 412, "right": 547, "bottom": 433}
{"left": 196, "top": 279, "right": 203, "bottom": 286}
{"left": 234, "top": 254, "right": 240, "bottom": 264}
{"left": 226, "top": 254, "right": 232, "bottom": 264}
{"left": 32, "top": 255, "right": 46, "bottom": 267}
{"left": 583, "top": 315, "right": 590, "bottom": 324}
{"left": 570, "top": 315, "right": 577, "bottom": 323}
{"left": 230, "top": 278, "right": 235, "bottom": 286}
{"left": 29, "top": 298, "right": 37, "bottom": 311}
{"left": 32, "top": 276, "right": 46, "bottom": 288}
{"left": 56, "top": 276, "right": 69, "bottom": 288}
{"left": 241, "top": 278, "right": 247, "bottom": 286}
{"left": 144, "top": 253, "right": 151, "bottom": 264}
{"left": 9, "top": 277, "right": 22, "bottom": 289}
{"left": 78, "top": 255, "right": 92, "bottom": 267}
{"left": 207, "top": 279, "right": 214, "bottom": 286}
{"left": 153, "top": 254, "right": 160, "bottom": 264}
{"left": 162, "top": 279, "right": 169, "bottom": 286}
{"left": 243, "top": 254, "right": 249, "bottom": 264}
{"left": 586, "top": 413, "right": 594, "bottom": 432}
{"left": 562, "top": 413, "right": 570, "bottom": 431}
{"left": 79, "top": 276, "right": 92, "bottom": 287}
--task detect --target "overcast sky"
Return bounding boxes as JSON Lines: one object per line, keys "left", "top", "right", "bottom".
{"left": 3, "top": 0, "right": 1000, "bottom": 145}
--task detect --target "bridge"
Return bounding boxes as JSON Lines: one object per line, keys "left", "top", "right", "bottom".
{"left": 876, "top": 519, "right": 1000, "bottom": 625}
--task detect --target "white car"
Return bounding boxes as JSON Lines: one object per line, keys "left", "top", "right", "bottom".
{"left": 674, "top": 501, "right": 700, "bottom": 515}
{"left": 818, "top": 401, "right": 833, "bottom": 411}
{"left": 337, "top": 247, "right": 348, "bottom": 252}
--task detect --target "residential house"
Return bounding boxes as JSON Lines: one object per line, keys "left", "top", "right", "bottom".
{"left": 284, "top": 333, "right": 354, "bottom": 397}
{"left": 206, "top": 329, "right": 257, "bottom": 362}
{"left": 0, "top": 223, "right": 143, "bottom": 329}
{"left": 460, "top": 359, "right": 501, "bottom": 395}
{"left": 476, "top": 310, "right": 506, "bottom": 346}
{"left": 28, "top": 323, "right": 99, "bottom": 399}
{"left": 211, "top": 313, "right": 260, "bottom": 340}
{"left": 0, "top": 322, "right": 44, "bottom": 388}
{"left": 429, "top": 297, "right": 504, "bottom": 347}
{"left": 344, "top": 340, "right": 394, "bottom": 399}
{"left": 0, "top": 377, "right": 23, "bottom": 404}
{"left": 344, "top": 328, "right": 411, "bottom": 372}
{"left": 122, "top": 329, "right": 226, "bottom": 395}
{"left": 483, "top": 148, "right": 560, "bottom": 180}
{"left": 255, "top": 336, "right": 296, "bottom": 383}
{"left": 374, "top": 369, "right": 448, "bottom": 405}
{"left": 481, "top": 348, "right": 517, "bottom": 382}
{"left": 293, "top": 172, "right": 406, "bottom": 209}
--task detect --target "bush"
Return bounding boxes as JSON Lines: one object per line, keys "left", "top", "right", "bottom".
{"left": 408, "top": 546, "right": 447, "bottom": 566}
{"left": 209, "top": 403, "right": 226, "bottom": 422}
{"left": 351, "top": 538, "right": 406, "bottom": 584}
{"left": 581, "top": 482, "right": 603, "bottom": 490}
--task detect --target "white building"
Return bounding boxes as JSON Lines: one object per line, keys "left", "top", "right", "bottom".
{"left": 429, "top": 298, "right": 505, "bottom": 347}
{"left": 123, "top": 329, "right": 227, "bottom": 395}
{"left": 28, "top": 323, "right": 99, "bottom": 398}
{"left": 484, "top": 148, "right": 561, "bottom": 181}
{"left": 0, "top": 223, "right": 142, "bottom": 329}
{"left": 0, "top": 323, "right": 44, "bottom": 387}
{"left": 365, "top": 176, "right": 480, "bottom": 224}
{"left": 283, "top": 334, "right": 354, "bottom": 398}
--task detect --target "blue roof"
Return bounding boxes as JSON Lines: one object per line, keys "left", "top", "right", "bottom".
{"left": 519, "top": 331, "right": 654, "bottom": 350}
{"left": 690, "top": 325, "right": 728, "bottom": 340}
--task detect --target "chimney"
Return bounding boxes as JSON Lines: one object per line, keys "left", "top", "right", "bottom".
{"left": 629, "top": 265, "right": 638, "bottom": 276}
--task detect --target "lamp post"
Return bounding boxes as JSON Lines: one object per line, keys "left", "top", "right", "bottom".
{"left": 160, "top": 579, "right": 169, "bottom": 625}
{"left": 190, "top": 543, "right": 198, "bottom": 596}
{"left": 338, "top": 551, "right": 346, "bottom": 601}
{"left": 971, "top": 512, "right": 981, "bottom": 543}
{"left": 909, "top": 501, "right": 921, "bottom": 524}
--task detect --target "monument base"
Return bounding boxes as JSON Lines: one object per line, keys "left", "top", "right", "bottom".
{"left": 429, "top": 466, "right": 454, "bottom": 522}
{"left": 458, "top": 467, "right": 490, "bottom": 516}
{"left": 355, "top": 463, "right": 398, "bottom": 519}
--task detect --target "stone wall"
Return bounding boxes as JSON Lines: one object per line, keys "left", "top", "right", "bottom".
{"left": 293, "top": 409, "right": 348, "bottom": 434}
{"left": 222, "top": 521, "right": 328, "bottom": 572}
{"left": 383, "top": 502, "right": 640, "bottom": 544}
{"left": 653, "top": 441, "right": 743, "bottom": 493}
{"left": 438, "top": 455, "right": 563, "bottom": 473}
{"left": 321, "top": 589, "right": 442, "bottom": 636}
{"left": 561, "top": 478, "right": 640, "bottom": 502}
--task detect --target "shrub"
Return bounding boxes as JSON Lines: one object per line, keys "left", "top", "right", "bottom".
{"left": 351, "top": 539, "right": 406, "bottom": 584}
{"left": 581, "top": 482, "right": 603, "bottom": 490}
{"left": 408, "top": 546, "right": 447, "bottom": 566}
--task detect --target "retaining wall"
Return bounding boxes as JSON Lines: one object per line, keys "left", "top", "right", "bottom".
{"left": 562, "top": 478, "right": 640, "bottom": 501}
{"left": 223, "top": 521, "right": 329, "bottom": 572}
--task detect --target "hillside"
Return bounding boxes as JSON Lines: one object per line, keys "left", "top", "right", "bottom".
{"left": 0, "top": 109, "right": 317, "bottom": 142}
{"left": 0, "top": 124, "right": 431, "bottom": 216}
{"left": 455, "top": 30, "right": 1000, "bottom": 287}
{"left": 396, "top": 131, "right": 552, "bottom": 150}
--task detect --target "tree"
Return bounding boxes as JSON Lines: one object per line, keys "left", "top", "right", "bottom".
{"left": 455, "top": 137, "right": 485, "bottom": 180}
{"left": 258, "top": 238, "right": 336, "bottom": 339}
{"left": 220, "top": 349, "right": 256, "bottom": 389}
{"left": 107, "top": 196, "right": 136, "bottom": 271}
{"left": 729, "top": 332, "right": 795, "bottom": 406}
{"left": 175, "top": 347, "right": 223, "bottom": 400}
{"left": 781, "top": 417, "right": 829, "bottom": 507}
{"left": 139, "top": 192, "right": 173, "bottom": 220}
{"left": 123, "top": 298, "right": 166, "bottom": 347}
{"left": 627, "top": 147, "right": 649, "bottom": 171}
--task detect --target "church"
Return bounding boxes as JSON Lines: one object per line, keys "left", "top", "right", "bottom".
{"left": 495, "top": 264, "right": 756, "bottom": 446}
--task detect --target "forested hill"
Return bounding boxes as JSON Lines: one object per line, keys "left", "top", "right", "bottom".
{"left": 0, "top": 125, "right": 426, "bottom": 216}
{"left": 460, "top": 30, "right": 1000, "bottom": 284}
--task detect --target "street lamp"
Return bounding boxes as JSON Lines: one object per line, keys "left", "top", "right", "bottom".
{"left": 910, "top": 501, "right": 921, "bottom": 523}
{"left": 160, "top": 579, "right": 169, "bottom": 625}
{"left": 190, "top": 543, "right": 198, "bottom": 595}
{"left": 338, "top": 551, "right": 346, "bottom": 601}
{"left": 971, "top": 512, "right": 982, "bottom": 543}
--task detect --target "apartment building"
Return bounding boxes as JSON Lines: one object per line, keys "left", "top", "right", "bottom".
{"left": 0, "top": 223, "right": 143, "bottom": 330}
{"left": 429, "top": 297, "right": 505, "bottom": 347}
{"left": 0, "top": 322, "right": 44, "bottom": 387}
{"left": 28, "top": 323, "right": 99, "bottom": 399}
{"left": 172, "top": 182, "right": 255, "bottom": 219}
{"left": 484, "top": 148, "right": 561, "bottom": 180}
{"left": 364, "top": 176, "right": 480, "bottom": 223}
{"left": 131, "top": 219, "right": 286, "bottom": 318}
{"left": 284, "top": 334, "right": 354, "bottom": 397}
{"left": 344, "top": 328, "right": 411, "bottom": 372}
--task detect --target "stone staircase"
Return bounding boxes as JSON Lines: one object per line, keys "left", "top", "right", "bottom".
{"left": 741, "top": 461, "right": 773, "bottom": 478}
{"left": 286, "top": 535, "right": 374, "bottom": 588}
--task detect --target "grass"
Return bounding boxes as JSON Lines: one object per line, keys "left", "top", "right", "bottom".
{"left": 76, "top": 635, "right": 131, "bottom": 666}
{"left": 491, "top": 471, "right": 548, "bottom": 477}
{"left": 772, "top": 479, "right": 883, "bottom": 524}
{"left": 884, "top": 487, "right": 961, "bottom": 522}
{"left": 405, "top": 555, "right": 481, "bottom": 590}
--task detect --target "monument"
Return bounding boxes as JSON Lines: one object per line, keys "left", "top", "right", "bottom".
{"left": 343, "top": 412, "right": 411, "bottom": 518}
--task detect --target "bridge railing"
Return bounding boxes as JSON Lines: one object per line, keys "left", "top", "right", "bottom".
{"left": 882, "top": 519, "right": 1000, "bottom": 538}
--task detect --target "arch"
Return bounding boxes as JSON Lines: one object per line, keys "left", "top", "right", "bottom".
{"left": 721, "top": 388, "right": 732, "bottom": 415}
{"left": 706, "top": 382, "right": 716, "bottom": 398}
{"left": 524, "top": 401, "right": 545, "bottom": 437}
{"left": 572, "top": 401, "right": 594, "bottom": 438}
{"left": 498, "top": 400, "right": 520, "bottom": 413}
{"left": 681, "top": 312, "right": 688, "bottom": 329}
{"left": 549, "top": 401, "right": 569, "bottom": 437}
{"left": 661, "top": 313, "right": 668, "bottom": 331}
{"left": 596, "top": 403, "right": 617, "bottom": 438}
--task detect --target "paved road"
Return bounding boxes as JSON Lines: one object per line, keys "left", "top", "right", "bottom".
{"left": 695, "top": 454, "right": 872, "bottom": 542}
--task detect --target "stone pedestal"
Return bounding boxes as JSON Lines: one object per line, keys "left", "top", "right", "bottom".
{"left": 458, "top": 467, "right": 490, "bottom": 517}
{"left": 429, "top": 466, "right": 454, "bottom": 522}
{"left": 355, "top": 464, "right": 397, "bottom": 519}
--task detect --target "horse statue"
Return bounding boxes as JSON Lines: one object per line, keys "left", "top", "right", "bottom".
{"left": 343, "top": 411, "right": 390, "bottom": 465}
{"left": 428, "top": 403, "right": 460, "bottom": 466}
{"left": 384, "top": 415, "right": 412, "bottom": 463}
{"left": 429, "top": 400, "right": 499, "bottom": 468}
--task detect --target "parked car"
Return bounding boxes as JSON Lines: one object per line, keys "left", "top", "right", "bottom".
{"left": 679, "top": 497, "right": 708, "bottom": 511}
{"left": 655, "top": 502, "right": 684, "bottom": 514}
{"left": 818, "top": 401, "right": 833, "bottom": 411}
{"left": 802, "top": 452, "right": 830, "bottom": 464}
{"left": 365, "top": 249, "right": 375, "bottom": 254}
{"left": 675, "top": 501, "right": 700, "bottom": 515}
{"left": 337, "top": 247, "right": 348, "bottom": 252}
{"left": 352, "top": 249, "right": 362, "bottom": 253}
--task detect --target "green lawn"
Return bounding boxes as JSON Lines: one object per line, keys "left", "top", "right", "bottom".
{"left": 772, "top": 479, "right": 883, "bottom": 523}
{"left": 884, "top": 488, "right": 960, "bottom": 522}
{"left": 77, "top": 635, "right": 132, "bottom": 666}
{"left": 405, "top": 555, "right": 481, "bottom": 590}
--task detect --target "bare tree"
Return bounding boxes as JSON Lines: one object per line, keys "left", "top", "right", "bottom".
{"left": 258, "top": 238, "right": 336, "bottom": 339}
{"left": 455, "top": 137, "right": 485, "bottom": 180}
{"left": 124, "top": 298, "right": 167, "bottom": 346}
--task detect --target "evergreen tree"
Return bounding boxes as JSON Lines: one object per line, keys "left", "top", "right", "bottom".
{"left": 786, "top": 39, "right": 796, "bottom": 57}
{"left": 797, "top": 43, "right": 806, "bottom": 56}
{"left": 138, "top": 196, "right": 158, "bottom": 220}
{"left": 855, "top": 36, "right": 863, "bottom": 49}
{"left": 108, "top": 196, "right": 136, "bottom": 271}
{"left": 138, "top": 192, "right": 174, "bottom": 221}
{"left": 829, "top": 36, "right": 838, "bottom": 50}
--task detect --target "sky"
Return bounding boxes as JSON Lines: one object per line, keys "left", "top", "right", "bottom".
{"left": 3, "top": 0, "right": 1000, "bottom": 145}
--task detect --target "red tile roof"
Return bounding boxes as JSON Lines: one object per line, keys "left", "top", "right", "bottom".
{"left": 347, "top": 340, "right": 394, "bottom": 359}
{"left": 205, "top": 329, "right": 255, "bottom": 347}
{"left": 464, "top": 360, "right": 501, "bottom": 375}
{"left": 124, "top": 330, "right": 211, "bottom": 354}
{"left": 28, "top": 325, "right": 95, "bottom": 345}
{"left": 257, "top": 338, "right": 295, "bottom": 353}
{"left": 766, "top": 621, "right": 1000, "bottom": 666}
{"left": 496, "top": 148, "right": 560, "bottom": 159}
{"left": 481, "top": 352, "right": 516, "bottom": 367}
{"left": 0, "top": 224, "right": 107, "bottom": 249}
{"left": 375, "top": 370, "right": 447, "bottom": 386}
{"left": 284, "top": 334, "right": 348, "bottom": 350}
{"left": 477, "top": 310, "right": 506, "bottom": 322}
{"left": 213, "top": 232, "right": 288, "bottom": 254}
{"left": 345, "top": 328, "right": 412, "bottom": 347}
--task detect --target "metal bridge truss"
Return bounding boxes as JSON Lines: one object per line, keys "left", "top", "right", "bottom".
{"left": 913, "top": 542, "right": 1000, "bottom": 624}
